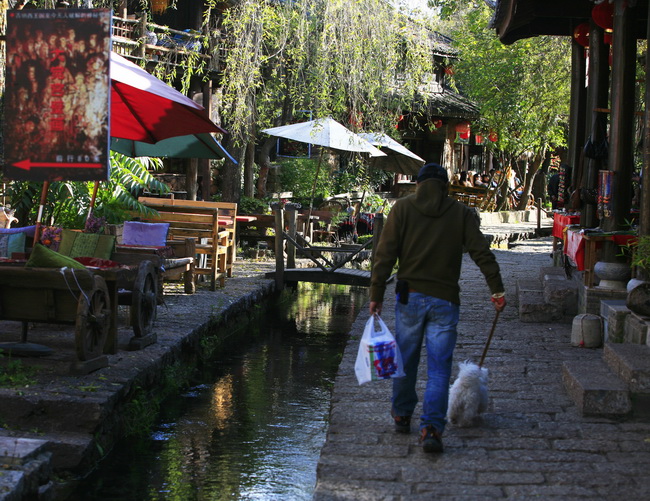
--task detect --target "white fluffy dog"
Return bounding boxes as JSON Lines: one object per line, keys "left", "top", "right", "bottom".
{"left": 447, "top": 361, "right": 489, "bottom": 427}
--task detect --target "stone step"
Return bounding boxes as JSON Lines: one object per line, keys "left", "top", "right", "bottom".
{"left": 539, "top": 266, "right": 566, "bottom": 282}
{"left": 600, "top": 300, "right": 630, "bottom": 343}
{"left": 0, "top": 430, "right": 95, "bottom": 472}
{"left": 623, "top": 312, "right": 650, "bottom": 345}
{"left": 516, "top": 279, "right": 562, "bottom": 323}
{"left": 0, "top": 390, "right": 110, "bottom": 436}
{"left": 603, "top": 342, "right": 650, "bottom": 393}
{"left": 0, "top": 437, "right": 49, "bottom": 467}
{"left": 562, "top": 359, "right": 632, "bottom": 417}
{"left": 0, "top": 437, "right": 52, "bottom": 501}
{"left": 542, "top": 271, "right": 578, "bottom": 320}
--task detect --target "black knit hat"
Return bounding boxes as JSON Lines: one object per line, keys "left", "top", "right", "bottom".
{"left": 417, "top": 163, "right": 448, "bottom": 184}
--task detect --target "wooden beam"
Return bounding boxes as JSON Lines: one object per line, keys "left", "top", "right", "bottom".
{"left": 581, "top": 23, "right": 609, "bottom": 229}
{"left": 604, "top": 1, "right": 637, "bottom": 237}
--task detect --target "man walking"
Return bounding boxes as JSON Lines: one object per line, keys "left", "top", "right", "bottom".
{"left": 369, "top": 163, "right": 506, "bottom": 453}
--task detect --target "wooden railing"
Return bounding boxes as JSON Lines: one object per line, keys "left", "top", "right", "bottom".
{"left": 111, "top": 15, "right": 226, "bottom": 72}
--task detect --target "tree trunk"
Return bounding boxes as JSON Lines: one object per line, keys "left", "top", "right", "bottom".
{"left": 516, "top": 148, "right": 546, "bottom": 210}
{"left": 243, "top": 137, "right": 256, "bottom": 198}
{"left": 186, "top": 158, "right": 198, "bottom": 200}
{"left": 532, "top": 151, "right": 551, "bottom": 205}
{"left": 256, "top": 136, "right": 277, "bottom": 198}
{"left": 221, "top": 137, "right": 243, "bottom": 203}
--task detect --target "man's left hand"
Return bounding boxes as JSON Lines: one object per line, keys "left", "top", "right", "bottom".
{"left": 369, "top": 301, "right": 383, "bottom": 316}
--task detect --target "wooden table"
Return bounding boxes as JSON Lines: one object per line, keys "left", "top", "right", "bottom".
{"left": 564, "top": 229, "right": 636, "bottom": 287}
{"left": 552, "top": 212, "right": 581, "bottom": 250}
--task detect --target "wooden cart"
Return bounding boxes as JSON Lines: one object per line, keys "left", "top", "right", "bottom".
{"left": 0, "top": 261, "right": 158, "bottom": 373}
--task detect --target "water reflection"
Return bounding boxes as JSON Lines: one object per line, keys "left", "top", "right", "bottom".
{"left": 68, "top": 283, "right": 367, "bottom": 501}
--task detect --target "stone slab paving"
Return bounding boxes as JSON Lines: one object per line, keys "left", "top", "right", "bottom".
{"left": 314, "top": 237, "right": 650, "bottom": 501}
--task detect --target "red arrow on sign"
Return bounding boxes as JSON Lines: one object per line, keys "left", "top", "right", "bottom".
{"left": 12, "top": 159, "right": 103, "bottom": 171}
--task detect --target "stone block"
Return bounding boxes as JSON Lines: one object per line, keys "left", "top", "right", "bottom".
{"left": 518, "top": 290, "right": 562, "bottom": 323}
{"left": 562, "top": 360, "right": 631, "bottom": 417}
{"left": 624, "top": 312, "right": 650, "bottom": 345}
{"left": 578, "top": 286, "right": 627, "bottom": 315}
{"left": 539, "top": 266, "right": 566, "bottom": 281}
{"left": 603, "top": 343, "right": 650, "bottom": 393}
{"left": 544, "top": 278, "right": 578, "bottom": 317}
{"left": 600, "top": 300, "right": 630, "bottom": 343}
{"left": 0, "top": 437, "right": 49, "bottom": 467}
{"left": 517, "top": 279, "right": 543, "bottom": 294}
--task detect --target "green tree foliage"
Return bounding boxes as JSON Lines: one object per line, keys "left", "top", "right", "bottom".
{"left": 214, "top": 0, "right": 437, "bottom": 199}
{"left": 441, "top": 4, "right": 571, "bottom": 209}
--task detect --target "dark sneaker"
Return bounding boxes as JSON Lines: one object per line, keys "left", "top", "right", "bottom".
{"left": 391, "top": 409, "right": 411, "bottom": 433}
{"left": 419, "top": 425, "right": 443, "bottom": 453}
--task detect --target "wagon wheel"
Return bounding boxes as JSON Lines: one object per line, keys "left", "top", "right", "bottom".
{"left": 75, "top": 275, "right": 111, "bottom": 361}
{"left": 131, "top": 260, "right": 158, "bottom": 338}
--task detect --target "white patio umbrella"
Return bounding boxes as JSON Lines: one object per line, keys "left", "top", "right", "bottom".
{"left": 262, "top": 118, "right": 387, "bottom": 157}
{"left": 358, "top": 132, "right": 425, "bottom": 176}
{"left": 262, "top": 118, "right": 386, "bottom": 218}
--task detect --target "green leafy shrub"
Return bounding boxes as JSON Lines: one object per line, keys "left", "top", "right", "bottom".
{"left": 631, "top": 236, "right": 650, "bottom": 272}
{"left": 239, "top": 196, "right": 272, "bottom": 215}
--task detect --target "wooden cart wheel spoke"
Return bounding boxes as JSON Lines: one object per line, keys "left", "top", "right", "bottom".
{"left": 75, "top": 275, "right": 111, "bottom": 361}
{"left": 131, "top": 261, "right": 158, "bottom": 338}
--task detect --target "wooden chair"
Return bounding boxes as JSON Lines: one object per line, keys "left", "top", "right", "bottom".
{"left": 136, "top": 197, "right": 239, "bottom": 288}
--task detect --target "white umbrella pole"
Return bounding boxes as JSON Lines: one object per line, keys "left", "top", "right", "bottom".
{"left": 307, "top": 151, "right": 324, "bottom": 222}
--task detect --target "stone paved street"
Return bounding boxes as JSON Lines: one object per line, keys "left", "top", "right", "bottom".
{"left": 314, "top": 237, "right": 650, "bottom": 500}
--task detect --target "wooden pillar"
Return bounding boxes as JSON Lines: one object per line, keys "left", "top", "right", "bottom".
{"left": 568, "top": 34, "right": 587, "bottom": 191}
{"left": 273, "top": 205, "right": 284, "bottom": 290}
{"left": 200, "top": 79, "right": 213, "bottom": 201}
{"left": 642, "top": 3, "right": 650, "bottom": 241}
{"left": 582, "top": 23, "right": 610, "bottom": 228}
{"left": 604, "top": 1, "right": 636, "bottom": 236}
{"left": 285, "top": 204, "right": 297, "bottom": 269}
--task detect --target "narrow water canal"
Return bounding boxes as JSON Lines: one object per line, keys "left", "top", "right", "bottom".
{"left": 68, "top": 283, "right": 368, "bottom": 501}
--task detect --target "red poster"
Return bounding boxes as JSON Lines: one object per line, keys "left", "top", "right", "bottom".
{"left": 3, "top": 8, "right": 112, "bottom": 182}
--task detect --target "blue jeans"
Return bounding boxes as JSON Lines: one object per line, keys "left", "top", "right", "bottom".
{"left": 392, "top": 293, "right": 459, "bottom": 433}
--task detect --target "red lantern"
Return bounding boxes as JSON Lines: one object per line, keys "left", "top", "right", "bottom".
{"left": 475, "top": 134, "right": 484, "bottom": 145}
{"left": 573, "top": 22, "right": 590, "bottom": 48}
{"left": 592, "top": 2, "right": 614, "bottom": 30}
{"left": 459, "top": 131, "right": 470, "bottom": 140}
{"left": 455, "top": 121, "right": 471, "bottom": 135}
{"left": 432, "top": 119, "right": 443, "bottom": 129}
{"left": 488, "top": 131, "right": 498, "bottom": 142}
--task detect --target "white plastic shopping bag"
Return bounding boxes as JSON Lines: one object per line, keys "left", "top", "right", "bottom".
{"left": 354, "top": 314, "right": 405, "bottom": 385}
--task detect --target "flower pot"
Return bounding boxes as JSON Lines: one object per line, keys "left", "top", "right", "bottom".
{"left": 594, "top": 261, "right": 631, "bottom": 290}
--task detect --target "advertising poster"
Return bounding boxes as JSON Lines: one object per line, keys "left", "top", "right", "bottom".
{"left": 3, "top": 8, "right": 112, "bottom": 182}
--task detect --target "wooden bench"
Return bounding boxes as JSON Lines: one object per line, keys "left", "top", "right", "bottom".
{"left": 137, "top": 197, "right": 238, "bottom": 289}
{"left": 448, "top": 185, "right": 496, "bottom": 211}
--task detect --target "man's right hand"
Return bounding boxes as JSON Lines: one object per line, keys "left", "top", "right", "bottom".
{"left": 491, "top": 293, "right": 506, "bottom": 312}
{"left": 369, "top": 301, "right": 382, "bottom": 316}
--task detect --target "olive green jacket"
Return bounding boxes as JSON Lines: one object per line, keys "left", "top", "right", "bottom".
{"left": 369, "top": 178, "right": 504, "bottom": 305}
